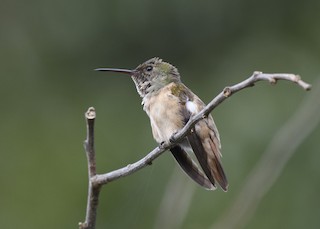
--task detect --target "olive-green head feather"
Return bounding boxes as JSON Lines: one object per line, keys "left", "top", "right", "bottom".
{"left": 132, "top": 57, "right": 181, "bottom": 97}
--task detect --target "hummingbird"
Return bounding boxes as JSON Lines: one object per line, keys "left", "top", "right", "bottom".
{"left": 96, "top": 57, "right": 228, "bottom": 191}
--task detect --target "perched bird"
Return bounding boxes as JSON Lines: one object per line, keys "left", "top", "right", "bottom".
{"left": 96, "top": 57, "right": 228, "bottom": 191}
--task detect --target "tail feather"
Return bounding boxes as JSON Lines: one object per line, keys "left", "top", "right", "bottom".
{"left": 170, "top": 146, "right": 216, "bottom": 190}
{"left": 187, "top": 131, "right": 228, "bottom": 191}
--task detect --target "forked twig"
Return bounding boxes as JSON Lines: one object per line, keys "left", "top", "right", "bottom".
{"left": 79, "top": 108, "right": 101, "bottom": 229}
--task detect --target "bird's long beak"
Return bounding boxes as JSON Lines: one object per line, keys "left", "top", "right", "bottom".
{"left": 94, "top": 68, "right": 135, "bottom": 75}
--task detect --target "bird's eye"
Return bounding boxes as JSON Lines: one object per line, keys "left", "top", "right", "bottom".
{"left": 146, "top": 66, "right": 153, "bottom": 72}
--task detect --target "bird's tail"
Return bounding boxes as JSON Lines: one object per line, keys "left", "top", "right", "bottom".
{"left": 170, "top": 145, "right": 216, "bottom": 190}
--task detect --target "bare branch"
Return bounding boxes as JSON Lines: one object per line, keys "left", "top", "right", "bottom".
{"left": 84, "top": 107, "right": 97, "bottom": 177}
{"left": 79, "top": 72, "right": 311, "bottom": 229}
{"left": 211, "top": 78, "right": 320, "bottom": 229}
{"left": 79, "top": 107, "right": 101, "bottom": 229}
{"left": 92, "top": 143, "right": 170, "bottom": 185}
{"left": 170, "top": 72, "right": 311, "bottom": 143}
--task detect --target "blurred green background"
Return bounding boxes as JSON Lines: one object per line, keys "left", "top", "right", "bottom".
{"left": 1, "top": 0, "right": 319, "bottom": 228}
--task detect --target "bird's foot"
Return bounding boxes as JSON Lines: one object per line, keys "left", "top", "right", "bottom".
{"left": 158, "top": 141, "right": 166, "bottom": 149}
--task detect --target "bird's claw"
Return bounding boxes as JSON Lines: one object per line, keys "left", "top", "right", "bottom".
{"left": 158, "top": 141, "right": 166, "bottom": 149}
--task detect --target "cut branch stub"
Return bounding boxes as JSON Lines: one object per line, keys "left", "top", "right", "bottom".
{"left": 86, "top": 107, "right": 96, "bottom": 119}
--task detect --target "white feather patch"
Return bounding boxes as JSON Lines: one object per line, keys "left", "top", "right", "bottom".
{"left": 186, "top": 101, "right": 197, "bottom": 114}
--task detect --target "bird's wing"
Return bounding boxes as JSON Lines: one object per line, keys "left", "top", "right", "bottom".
{"left": 179, "top": 85, "right": 228, "bottom": 191}
{"left": 187, "top": 117, "right": 228, "bottom": 191}
{"left": 169, "top": 83, "right": 228, "bottom": 191}
{"left": 170, "top": 145, "right": 216, "bottom": 190}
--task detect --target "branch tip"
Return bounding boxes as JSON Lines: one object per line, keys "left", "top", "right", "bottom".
{"left": 86, "top": 107, "right": 96, "bottom": 120}
{"left": 291, "top": 74, "right": 311, "bottom": 91}
{"left": 305, "top": 84, "right": 312, "bottom": 91}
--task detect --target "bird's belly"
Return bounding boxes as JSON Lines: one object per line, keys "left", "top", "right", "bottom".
{"left": 146, "top": 97, "right": 184, "bottom": 143}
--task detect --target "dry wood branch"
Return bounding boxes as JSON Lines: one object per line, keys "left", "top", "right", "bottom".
{"left": 79, "top": 107, "right": 101, "bottom": 229}
{"left": 212, "top": 78, "right": 320, "bottom": 229}
{"left": 79, "top": 72, "right": 311, "bottom": 229}
{"left": 171, "top": 72, "right": 311, "bottom": 143}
